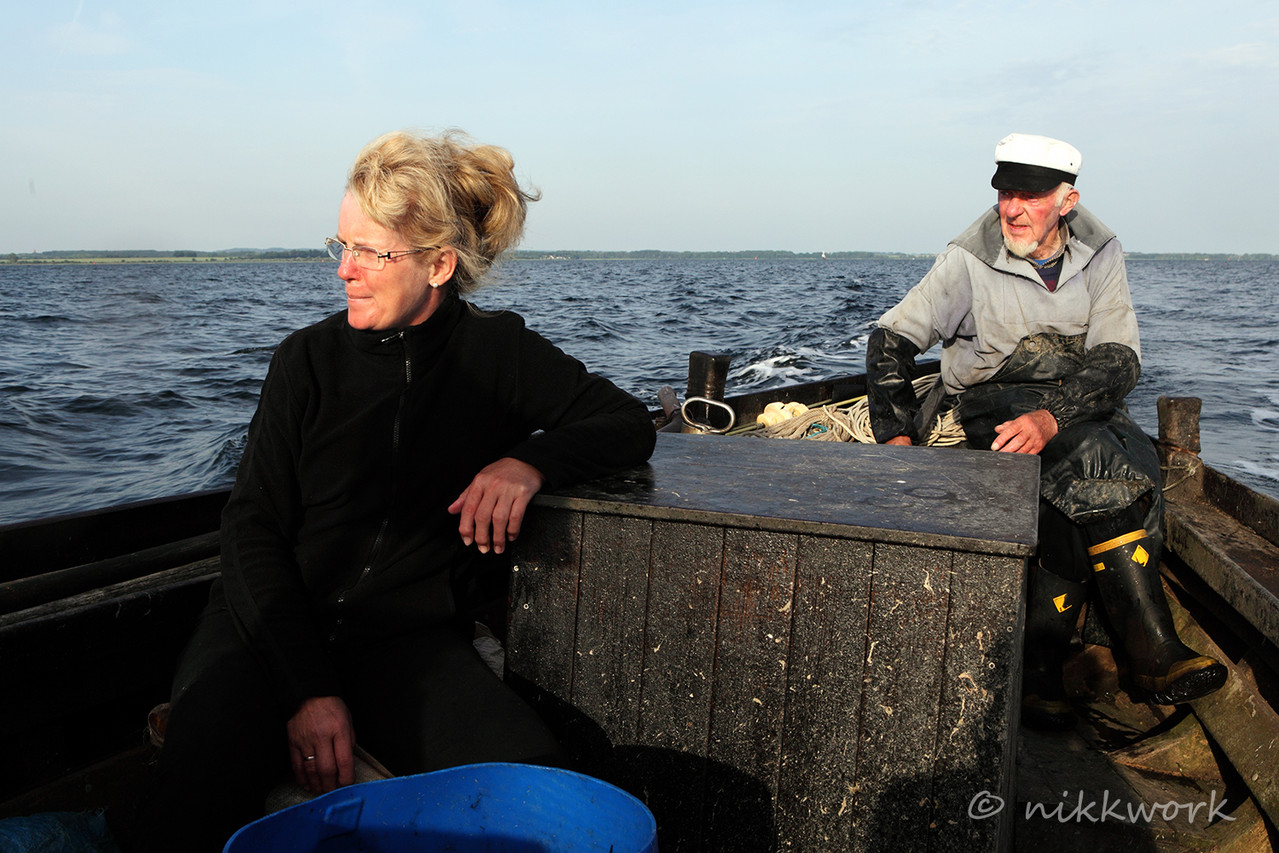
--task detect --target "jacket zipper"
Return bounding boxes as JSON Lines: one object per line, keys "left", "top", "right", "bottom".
{"left": 331, "top": 331, "right": 411, "bottom": 642}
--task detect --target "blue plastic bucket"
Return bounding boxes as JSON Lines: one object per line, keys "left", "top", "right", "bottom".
{"left": 224, "top": 763, "right": 657, "bottom": 852}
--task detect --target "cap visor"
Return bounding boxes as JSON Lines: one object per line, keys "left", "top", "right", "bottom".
{"left": 991, "top": 163, "right": 1076, "bottom": 192}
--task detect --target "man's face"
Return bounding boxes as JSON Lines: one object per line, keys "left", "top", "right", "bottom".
{"left": 997, "top": 186, "right": 1078, "bottom": 259}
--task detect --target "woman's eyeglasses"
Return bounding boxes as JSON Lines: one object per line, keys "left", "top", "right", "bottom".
{"left": 324, "top": 237, "right": 437, "bottom": 271}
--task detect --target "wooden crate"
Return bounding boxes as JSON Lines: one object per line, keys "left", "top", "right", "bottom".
{"left": 507, "top": 433, "right": 1039, "bottom": 852}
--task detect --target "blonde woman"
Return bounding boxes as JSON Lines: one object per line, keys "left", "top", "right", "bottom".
{"left": 122, "top": 131, "right": 655, "bottom": 852}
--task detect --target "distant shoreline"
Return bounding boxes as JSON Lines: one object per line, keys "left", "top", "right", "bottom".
{"left": 2, "top": 249, "right": 1275, "bottom": 264}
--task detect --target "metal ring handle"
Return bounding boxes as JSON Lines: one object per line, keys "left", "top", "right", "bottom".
{"left": 681, "top": 396, "right": 737, "bottom": 434}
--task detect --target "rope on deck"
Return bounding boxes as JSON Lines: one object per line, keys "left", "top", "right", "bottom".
{"left": 745, "top": 376, "right": 967, "bottom": 446}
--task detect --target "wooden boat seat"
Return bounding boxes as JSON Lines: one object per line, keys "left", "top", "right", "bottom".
{"left": 504, "top": 432, "right": 1040, "bottom": 851}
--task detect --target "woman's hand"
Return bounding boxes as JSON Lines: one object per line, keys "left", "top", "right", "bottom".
{"left": 287, "top": 696, "right": 356, "bottom": 794}
{"left": 991, "top": 409, "right": 1058, "bottom": 455}
{"left": 448, "top": 457, "right": 546, "bottom": 555}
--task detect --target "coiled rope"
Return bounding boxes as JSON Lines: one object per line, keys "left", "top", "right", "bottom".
{"left": 738, "top": 376, "right": 967, "bottom": 446}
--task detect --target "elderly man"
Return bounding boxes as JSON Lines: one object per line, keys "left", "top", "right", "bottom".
{"left": 866, "top": 133, "right": 1226, "bottom": 730}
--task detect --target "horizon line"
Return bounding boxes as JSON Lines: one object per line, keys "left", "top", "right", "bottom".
{"left": 4, "top": 248, "right": 1277, "bottom": 260}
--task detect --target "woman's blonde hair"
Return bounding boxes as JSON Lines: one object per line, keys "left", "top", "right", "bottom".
{"left": 346, "top": 130, "right": 539, "bottom": 296}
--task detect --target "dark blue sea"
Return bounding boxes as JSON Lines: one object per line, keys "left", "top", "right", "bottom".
{"left": 1, "top": 258, "right": 1276, "bottom": 525}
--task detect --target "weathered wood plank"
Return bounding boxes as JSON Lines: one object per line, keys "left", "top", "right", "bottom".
{"left": 852, "top": 542, "right": 952, "bottom": 850}
{"left": 0, "top": 558, "right": 219, "bottom": 632}
{"left": 1164, "top": 496, "right": 1279, "bottom": 649}
{"left": 506, "top": 508, "right": 582, "bottom": 704}
{"left": 536, "top": 434, "right": 1040, "bottom": 557}
{"left": 931, "top": 552, "right": 1024, "bottom": 851}
{"left": 0, "top": 532, "right": 220, "bottom": 615}
{"left": 632, "top": 520, "right": 726, "bottom": 853}
{"left": 775, "top": 535, "right": 874, "bottom": 849}
{"left": 704, "top": 528, "right": 798, "bottom": 849}
{"left": 638, "top": 521, "right": 723, "bottom": 752}
{"left": 572, "top": 514, "right": 653, "bottom": 747}
{"left": 1203, "top": 464, "right": 1279, "bottom": 552}
{"left": 1168, "top": 586, "right": 1279, "bottom": 828}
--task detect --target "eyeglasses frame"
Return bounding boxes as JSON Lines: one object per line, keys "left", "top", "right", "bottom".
{"left": 324, "top": 237, "right": 439, "bottom": 271}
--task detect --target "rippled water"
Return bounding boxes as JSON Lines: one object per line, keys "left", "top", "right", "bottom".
{"left": 1, "top": 258, "right": 1275, "bottom": 525}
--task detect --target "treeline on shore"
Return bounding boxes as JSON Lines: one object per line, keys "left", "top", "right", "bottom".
{"left": 507, "top": 249, "right": 932, "bottom": 260}
{"left": 3, "top": 249, "right": 329, "bottom": 264}
{"left": 1125, "top": 252, "right": 1278, "bottom": 261}
{"left": 3, "top": 248, "right": 932, "bottom": 263}
{"left": 4, "top": 248, "right": 1276, "bottom": 264}
{"left": 516, "top": 250, "right": 1279, "bottom": 261}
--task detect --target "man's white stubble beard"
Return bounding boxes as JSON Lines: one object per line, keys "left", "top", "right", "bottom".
{"left": 1003, "top": 235, "right": 1040, "bottom": 258}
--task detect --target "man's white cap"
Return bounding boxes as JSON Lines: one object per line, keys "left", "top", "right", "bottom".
{"left": 991, "top": 133, "right": 1082, "bottom": 192}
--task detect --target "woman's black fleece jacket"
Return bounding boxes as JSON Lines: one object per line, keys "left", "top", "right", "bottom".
{"left": 213, "top": 295, "right": 656, "bottom": 710}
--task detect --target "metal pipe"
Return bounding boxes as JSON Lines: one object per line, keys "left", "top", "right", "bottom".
{"left": 682, "top": 352, "right": 733, "bottom": 433}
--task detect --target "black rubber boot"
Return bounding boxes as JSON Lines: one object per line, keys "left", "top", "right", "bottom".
{"left": 1088, "top": 529, "right": 1227, "bottom": 705}
{"left": 1021, "top": 561, "right": 1087, "bottom": 731}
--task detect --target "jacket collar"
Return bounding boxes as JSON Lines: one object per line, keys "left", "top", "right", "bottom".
{"left": 343, "top": 291, "right": 465, "bottom": 358}
{"left": 951, "top": 203, "right": 1116, "bottom": 286}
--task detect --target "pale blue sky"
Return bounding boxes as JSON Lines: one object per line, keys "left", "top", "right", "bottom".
{"left": 3, "top": 1, "right": 1276, "bottom": 254}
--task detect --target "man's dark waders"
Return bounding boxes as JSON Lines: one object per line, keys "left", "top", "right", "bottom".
{"left": 956, "top": 334, "right": 1226, "bottom": 730}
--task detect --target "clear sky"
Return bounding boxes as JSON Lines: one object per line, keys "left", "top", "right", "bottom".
{"left": 3, "top": 1, "right": 1276, "bottom": 255}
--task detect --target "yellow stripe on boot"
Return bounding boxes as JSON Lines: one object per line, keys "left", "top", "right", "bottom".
{"left": 1089, "top": 530, "right": 1150, "bottom": 571}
